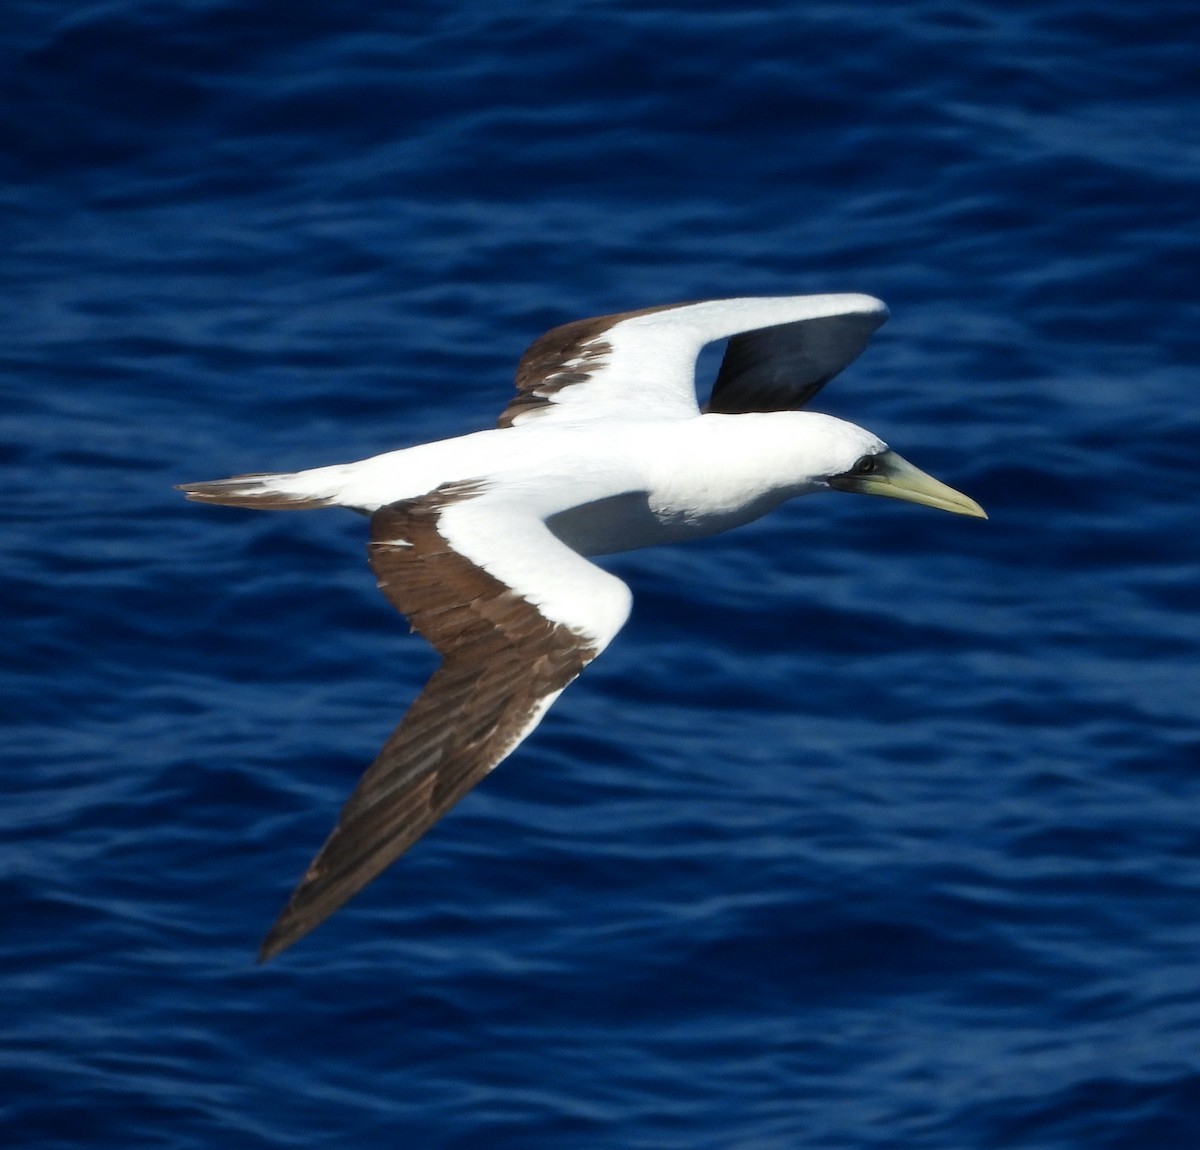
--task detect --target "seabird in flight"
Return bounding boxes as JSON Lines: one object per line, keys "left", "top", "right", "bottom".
{"left": 179, "top": 294, "right": 986, "bottom": 962}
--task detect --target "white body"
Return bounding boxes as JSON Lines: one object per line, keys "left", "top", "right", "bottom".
{"left": 246, "top": 411, "right": 885, "bottom": 646}
{"left": 260, "top": 411, "right": 886, "bottom": 553}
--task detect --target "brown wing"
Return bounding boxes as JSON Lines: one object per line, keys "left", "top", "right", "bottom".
{"left": 497, "top": 295, "right": 888, "bottom": 428}
{"left": 497, "top": 302, "right": 689, "bottom": 428}
{"left": 257, "top": 486, "right": 598, "bottom": 962}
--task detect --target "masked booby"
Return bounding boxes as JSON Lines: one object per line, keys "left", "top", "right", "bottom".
{"left": 179, "top": 293, "right": 986, "bottom": 962}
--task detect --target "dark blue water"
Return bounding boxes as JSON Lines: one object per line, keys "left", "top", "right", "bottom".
{"left": 4, "top": 2, "right": 1199, "bottom": 1146}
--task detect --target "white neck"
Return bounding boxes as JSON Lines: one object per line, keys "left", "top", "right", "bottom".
{"left": 646, "top": 411, "right": 884, "bottom": 523}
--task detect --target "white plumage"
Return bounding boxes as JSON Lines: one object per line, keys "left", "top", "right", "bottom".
{"left": 180, "top": 293, "right": 985, "bottom": 961}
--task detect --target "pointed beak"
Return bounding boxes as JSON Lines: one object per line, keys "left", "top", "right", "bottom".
{"left": 829, "top": 450, "right": 987, "bottom": 519}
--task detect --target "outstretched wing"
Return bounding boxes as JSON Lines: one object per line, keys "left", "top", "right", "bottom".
{"left": 258, "top": 483, "right": 632, "bottom": 962}
{"left": 498, "top": 294, "right": 888, "bottom": 428}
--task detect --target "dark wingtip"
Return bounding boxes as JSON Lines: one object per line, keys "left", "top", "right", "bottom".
{"left": 257, "top": 910, "right": 307, "bottom": 965}
{"left": 256, "top": 930, "right": 285, "bottom": 966}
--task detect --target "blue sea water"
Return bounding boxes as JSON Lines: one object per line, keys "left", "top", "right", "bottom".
{"left": 3, "top": 1, "right": 1200, "bottom": 1146}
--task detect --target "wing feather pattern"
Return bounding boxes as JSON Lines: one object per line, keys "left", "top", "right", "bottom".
{"left": 258, "top": 485, "right": 622, "bottom": 962}
{"left": 499, "top": 294, "right": 888, "bottom": 428}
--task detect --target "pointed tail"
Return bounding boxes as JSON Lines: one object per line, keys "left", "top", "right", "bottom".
{"left": 176, "top": 472, "right": 339, "bottom": 510}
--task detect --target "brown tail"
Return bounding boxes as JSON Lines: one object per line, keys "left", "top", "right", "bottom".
{"left": 176, "top": 473, "right": 337, "bottom": 510}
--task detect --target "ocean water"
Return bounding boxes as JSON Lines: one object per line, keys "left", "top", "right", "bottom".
{"left": 4, "top": 2, "right": 1199, "bottom": 1146}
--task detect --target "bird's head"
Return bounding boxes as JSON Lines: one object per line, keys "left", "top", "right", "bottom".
{"left": 791, "top": 414, "right": 986, "bottom": 519}
{"left": 823, "top": 428, "right": 986, "bottom": 519}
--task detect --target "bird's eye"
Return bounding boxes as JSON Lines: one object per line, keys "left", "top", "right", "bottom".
{"left": 852, "top": 455, "right": 878, "bottom": 476}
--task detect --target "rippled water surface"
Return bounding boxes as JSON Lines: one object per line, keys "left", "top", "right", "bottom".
{"left": 4, "top": 3, "right": 1199, "bottom": 1147}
